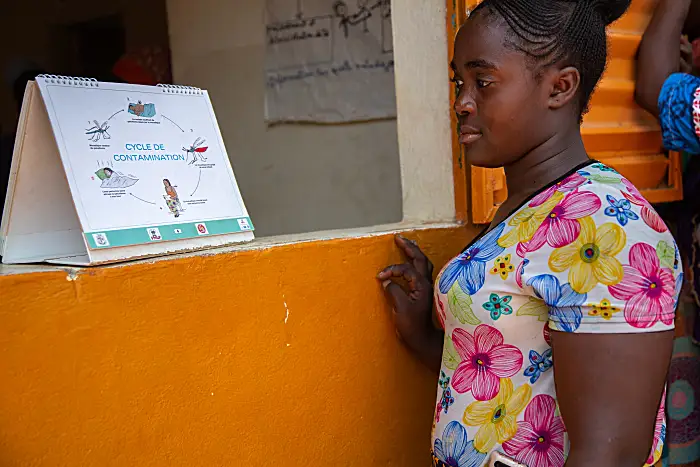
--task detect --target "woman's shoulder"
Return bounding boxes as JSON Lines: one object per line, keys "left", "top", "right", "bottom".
{"left": 576, "top": 162, "right": 673, "bottom": 237}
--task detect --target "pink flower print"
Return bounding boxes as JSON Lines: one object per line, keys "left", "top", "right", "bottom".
{"left": 609, "top": 243, "right": 676, "bottom": 328}
{"left": 621, "top": 178, "right": 668, "bottom": 233}
{"left": 529, "top": 173, "right": 588, "bottom": 207}
{"left": 646, "top": 391, "right": 666, "bottom": 466}
{"left": 451, "top": 325, "right": 523, "bottom": 401}
{"left": 437, "top": 297, "right": 446, "bottom": 329}
{"left": 515, "top": 259, "right": 530, "bottom": 289}
{"left": 523, "top": 191, "right": 602, "bottom": 254}
{"left": 502, "top": 394, "right": 566, "bottom": 467}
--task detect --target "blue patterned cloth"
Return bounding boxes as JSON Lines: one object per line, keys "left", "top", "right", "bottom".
{"left": 658, "top": 73, "right": 700, "bottom": 155}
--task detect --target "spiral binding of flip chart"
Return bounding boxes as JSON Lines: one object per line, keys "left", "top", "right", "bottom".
{"left": 37, "top": 74, "right": 99, "bottom": 87}
{"left": 36, "top": 76, "right": 205, "bottom": 95}
{"left": 156, "top": 84, "right": 203, "bottom": 95}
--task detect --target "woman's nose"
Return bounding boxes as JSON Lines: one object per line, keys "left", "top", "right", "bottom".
{"left": 454, "top": 90, "right": 476, "bottom": 116}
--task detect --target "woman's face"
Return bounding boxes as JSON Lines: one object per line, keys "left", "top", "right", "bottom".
{"left": 451, "top": 11, "right": 557, "bottom": 168}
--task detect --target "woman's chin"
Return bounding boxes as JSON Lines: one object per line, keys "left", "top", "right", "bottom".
{"left": 464, "top": 151, "right": 503, "bottom": 169}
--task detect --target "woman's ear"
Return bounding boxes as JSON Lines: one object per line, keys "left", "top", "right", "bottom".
{"left": 548, "top": 66, "right": 581, "bottom": 110}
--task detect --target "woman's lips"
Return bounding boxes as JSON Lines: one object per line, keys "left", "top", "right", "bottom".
{"left": 459, "top": 125, "right": 482, "bottom": 144}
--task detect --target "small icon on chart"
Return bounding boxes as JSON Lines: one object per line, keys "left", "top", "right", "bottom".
{"left": 147, "top": 228, "right": 162, "bottom": 241}
{"left": 128, "top": 100, "right": 156, "bottom": 118}
{"left": 85, "top": 120, "right": 111, "bottom": 142}
{"left": 195, "top": 223, "right": 209, "bottom": 235}
{"left": 183, "top": 137, "right": 208, "bottom": 165}
{"left": 237, "top": 218, "right": 251, "bottom": 231}
{"left": 92, "top": 233, "right": 110, "bottom": 247}
{"left": 174, "top": 228, "right": 183, "bottom": 234}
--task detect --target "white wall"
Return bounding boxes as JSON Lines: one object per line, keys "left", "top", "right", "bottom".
{"left": 392, "top": 0, "right": 455, "bottom": 223}
{"left": 166, "top": 0, "right": 403, "bottom": 237}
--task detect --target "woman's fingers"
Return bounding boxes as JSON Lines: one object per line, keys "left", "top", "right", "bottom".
{"left": 377, "top": 263, "right": 421, "bottom": 288}
{"left": 382, "top": 280, "right": 410, "bottom": 311}
{"left": 394, "top": 235, "right": 434, "bottom": 279}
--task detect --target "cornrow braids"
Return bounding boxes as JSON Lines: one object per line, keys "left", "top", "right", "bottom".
{"left": 472, "top": 0, "right": 631, "bottom": 120}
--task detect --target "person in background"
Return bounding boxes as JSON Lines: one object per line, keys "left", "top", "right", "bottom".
{"left": 111, "top": 46, "right": 172, "bottom": 86}
{"left": 635, "top": 2, "right": 700, "bottom": 465}
{"left": 636, "top": 0, "right": 700, "bottom": 152}
{"left": 379, "top": 0, "right": 679, "bottom": 466}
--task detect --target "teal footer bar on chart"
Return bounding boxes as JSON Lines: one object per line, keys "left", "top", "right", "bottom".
{"left": 84, "top": 217, "right": 254, "bottom": 249}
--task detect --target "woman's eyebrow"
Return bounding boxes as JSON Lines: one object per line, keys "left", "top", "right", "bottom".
{"left": 466, "top": 59, "right": 498, "bottom": 70}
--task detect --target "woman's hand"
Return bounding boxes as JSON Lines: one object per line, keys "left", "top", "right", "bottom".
{"left": 377, "top": 235, "right": 444, "bottom": 372}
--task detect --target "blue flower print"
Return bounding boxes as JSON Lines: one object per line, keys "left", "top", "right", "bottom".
{"left": 604, "top": 195, "right": 639, "bottom": 226}
{"left": 482, "top": 293, "right": 513, "bottom": 320}
{"left": 432, "top": 421, "right": 487, "bottom": 467}
{"left": 527, "top": 274, "right": 587, "bottom": 332}
{"left": 523, "top": 348, "right": 553, "bottom": 384}
{"left": 577, "top": 170, "right": 593, "bottom": 179}
{"left": 674, "top": 272, "right": 684, "bottom": 309}
{"left": 592, "top": 163, "right": 618, "bottom": 173}
{"left": 438, "top": 223, "right": 506, "bottom": 295}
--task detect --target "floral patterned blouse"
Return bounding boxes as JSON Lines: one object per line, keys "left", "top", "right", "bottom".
{"left": 431, "top": 162, "right": 682, "bottom": 467}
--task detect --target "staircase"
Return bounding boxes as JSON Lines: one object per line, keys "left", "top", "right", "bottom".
{"left": 460, "top": 0, "right": 682, "bottom": 224}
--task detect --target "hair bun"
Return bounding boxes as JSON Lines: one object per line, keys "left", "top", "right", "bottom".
{"left": 585, "top": 0, "right": 632, "bottom": 25}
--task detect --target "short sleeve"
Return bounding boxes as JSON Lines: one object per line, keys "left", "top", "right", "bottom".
{"left": 520, "top": 166, "right": 681, "bottom": 334}
{"left": 658, "top": 73, "right": 700, "bottom": 155}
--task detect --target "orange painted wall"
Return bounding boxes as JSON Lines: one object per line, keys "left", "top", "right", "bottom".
{"left": 0, "top": 225, "right": 477, "bottom": 466}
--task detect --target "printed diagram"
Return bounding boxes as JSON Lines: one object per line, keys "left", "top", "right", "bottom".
{"left": 85, "top": 100, "right": 214, "bottom": 220}
{"left": 183, "top": 137, "right": 209, "bottom": 165}
{"left": 86, "top": 120, "right": 111, "bottom": 142}
{"left": 128, "top": 100, "right": 157, "bottom": 118}
{"left": 94, "top": 166, "right": 139, "bottom": 189}
{"left": 163, "top": 178, "right": 184, "bottom": 218}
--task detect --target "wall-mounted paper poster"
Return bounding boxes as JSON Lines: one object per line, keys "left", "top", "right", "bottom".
{"left": 264, "top": 0, "right": 395, "bottom": 123}
{"left": 1, "top": 75, "right": 254, "bottom": 266}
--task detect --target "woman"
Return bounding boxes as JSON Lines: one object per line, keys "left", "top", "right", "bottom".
{"left": 378, "top": 1, "right": 681, "bottom": 466}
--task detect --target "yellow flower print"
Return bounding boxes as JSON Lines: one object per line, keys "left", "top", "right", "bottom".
{"left": 463, "top": 378, "right": 532, "bottom": 453}
{"left": 549, "top": 217, "right": 626, "bottom": 294}
{"left": 490, "top": 254, "right": 515, "bottom": 280}
{"left": 588, "top": 299, "right": 621, "bottom": 320}
{"left": 498, "top": 193, "right": 563, "bottom": 248}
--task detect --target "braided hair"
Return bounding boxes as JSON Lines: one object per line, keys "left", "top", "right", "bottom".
{"left": 472, "top": 0, "right": 631, "bottom": 119}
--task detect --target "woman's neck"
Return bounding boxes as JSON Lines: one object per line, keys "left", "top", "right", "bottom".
{"left": 504, "top": 127, "right": 590, "bottom": 204}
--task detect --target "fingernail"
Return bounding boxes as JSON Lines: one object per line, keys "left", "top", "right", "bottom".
{"left": 382, "top": 280, "right": 392, "bottom": 289}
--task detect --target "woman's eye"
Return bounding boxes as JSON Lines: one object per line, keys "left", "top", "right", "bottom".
{"left": 477, "top": 79, "right": 492, "bottom": 88}
{"left": 451, "top": 77, "right": 464, "bottom": 88}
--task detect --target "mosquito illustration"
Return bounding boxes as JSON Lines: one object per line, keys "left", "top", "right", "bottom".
{"left": 85, "top": 120, "right": 111, "bottom": 142}
{"left": 183, "top": 137, "right": 208, "bottom": 165}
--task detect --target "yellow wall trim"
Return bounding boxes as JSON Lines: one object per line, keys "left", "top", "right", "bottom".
{"left": 0, "top": 225, "right": 479, "bottom": 466}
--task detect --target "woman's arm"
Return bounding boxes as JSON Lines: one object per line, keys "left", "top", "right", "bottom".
{"left": 636, "top": 0, "right": 692, "bottom": 116}
{"left": 378, "top": 235, "right": 445, "bottom": 373}
{"left": 551, "top": 330, "right": 673, "bottom": 467}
